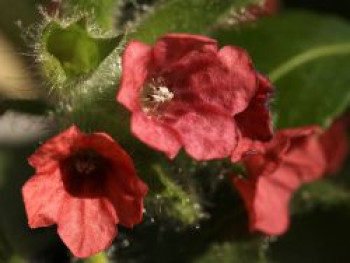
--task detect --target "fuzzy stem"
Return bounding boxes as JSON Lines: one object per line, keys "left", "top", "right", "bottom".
{"left": 84, "top": 251, "right": 109, "bottom": 263}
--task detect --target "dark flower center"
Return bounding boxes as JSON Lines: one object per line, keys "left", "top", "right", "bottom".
{"left": 141, "top": 77, "right": 174, "bottom": 115}
{"left": 60, "top": 149, "right": 111, "bottom": 197}
{"left": 73, "top": 150, "right": 100, "bottom": 176}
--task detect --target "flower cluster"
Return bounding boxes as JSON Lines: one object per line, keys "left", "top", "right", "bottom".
{"left": 22, "top": 33, "right": 349, "bottom": 258}
{"left": 117, "top": 33, "right": 273, "bottom": 161}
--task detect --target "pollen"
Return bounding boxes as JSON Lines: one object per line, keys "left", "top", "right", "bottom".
{"left": 141, "top": 77, "right": 174, "bottom": 114}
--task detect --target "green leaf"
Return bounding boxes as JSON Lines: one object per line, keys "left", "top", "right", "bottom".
{"left": 131, "top": 0, "right": 261, "bottom": 43}
{"left": 37, "top": 18, "right": 127, "bottom": 136}
{"left": 212, "top": 11, "right": 350, "bottom": 128}
{"left": 41, "top": 20, "right": 117, "bottom": 79}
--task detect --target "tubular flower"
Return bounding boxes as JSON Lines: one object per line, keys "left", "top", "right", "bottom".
{"left": 22, "top": 126, "right": 148, "bottom": 258}
{"left": 117, "top": 33, "right": 273, "bottom": 161}
{"left": 233, "top": 126, "right": 326, "bottom": 235}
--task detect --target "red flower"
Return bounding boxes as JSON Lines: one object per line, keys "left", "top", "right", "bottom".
{"left": 232, "top": 126, "right": 326, "bottom": 235}
{"left": 319, "top": 119, "right": 348, "bottom": 174}
{"left": 117, "top": 33, "right": 273, "bottom": 161}
{"left": 22, "top": 126, "right": 148, "bottom": 258}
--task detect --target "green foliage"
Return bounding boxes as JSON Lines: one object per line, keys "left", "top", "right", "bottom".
{"left": 193, "top": 241, "right": 267, "bottom": 263}
{"left": 38, "top": 17, "right": 126, "bottom": 134}
{"left": 41, "top": 20, "right": 117, "bottom": 79}
{"left": 60, "top": 0, "right": 122, "bottom": 32}
{"left": 148, "top": 164, "right": 203, "bottom": 225}
{"left": 131, "top": 0, "right": 261, "bottom": 43}
{"left": 212, "top": 11, "right": 350, "bottom": 128}
{"left": 291, "top": 180, "right": 350, "bottom": 214}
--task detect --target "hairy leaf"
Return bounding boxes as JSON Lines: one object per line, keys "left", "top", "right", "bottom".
{"left": 131, "top": 0, "right": 261, "bottom": 43}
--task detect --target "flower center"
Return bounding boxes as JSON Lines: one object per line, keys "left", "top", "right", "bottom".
{"left": 141, "top": 77, "right": 174, "bottom": 114}
{"left": 73, "top": 150, "right": 100, "bottom": 176}
{"left": 60, "top": 149, "right": 111, "bottom": 197}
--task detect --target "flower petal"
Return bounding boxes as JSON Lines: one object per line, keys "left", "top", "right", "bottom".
{"left": 171, "top": 109, "right": 237, "bottom": 160}
{"left": 217, "top": 46, "right": 258, "bottom": 115}
{"left": 234, "top": 166, "right": 292, "bottom": 236}
{"left": 234, "top": 126, "right": 327, "bottom": 236}
{"left": 57, "top": 197, "right": 117, "bottom": 258}
{"left": 82, "top": 132, "right": 136, "bottom": 173}
{"left": 28, "top": 126, "right": 81, "bottom": 170}
{"left": 117, "top": 41, "right": 152, "bottom": 111}
{"left": 153, "top": 33, "right": 217, "bottom": 68}
{"left": 106, "top": 170, "right": 148, "bottom": 228}
{"left": 231, "top": 136, "right": 265, "bottom": 163}
{"left": 22, "top": 167, "right": 65, "bottom": 228}
{"left": 163, "top": 47, "right": 257, "bottom": 116}
{"left": 131, "top": 112, "right": 182, "bottom": 159}
{"left": 235, "top": 73, "right": 274, "bottom": 141}
{"left": 283, "top": 133, "right": 326, "bottom": 182}
{"left": 319, "top": 119, "right": 349, "bottom": 174}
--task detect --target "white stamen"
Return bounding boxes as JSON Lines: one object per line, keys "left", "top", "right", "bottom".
{"left": 141, "top": 78, "right": 174, "bottom": 114}
{"left": 148, "top": 85, "right": 174, "bottom": 103}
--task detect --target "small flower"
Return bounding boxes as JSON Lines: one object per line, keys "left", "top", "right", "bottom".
{"left": 117, "top": 33, "right": 273, "bottom": 161}
{"left": 319, "top": 118, "right": 348, "bottom": 174}
{"left": 22, "top": 126, "right": 148, "bottom": 258}
{"left": 232, "top": 126, "right": 326, "bottom": 235}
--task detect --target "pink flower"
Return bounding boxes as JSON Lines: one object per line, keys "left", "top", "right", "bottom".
{"left": 22, "top": 126, "right": 148, "bottom": 258}
{"left": 233, "top": 126, "right": 326, "bottom": 235}
{"left": 117, "top": 33, "right": 273, "bottom": 161}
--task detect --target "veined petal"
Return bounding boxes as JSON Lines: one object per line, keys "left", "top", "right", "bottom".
{"left": 82, "top": 132, "right": 135, "bottom": 173}
{"left": 22, "top": 167, "right": 65, "bottom": 228}
{"left": 131, "top": 112, "right": 182, "bottom": 159}
{"left": 154, "top": 33, "right": 217, "bottom": 68}
{"left": 172, "top": 109, "right": 237, "bottom": 160}
{"left": 57, "top": 197, "right": 118, "bottom": 258}
{"left": 319, "top": 119, "right": 349, "bottom": 174}
{"left": 28, "top": 126, "right": 81, "bottom": 170}
{"left": 106, "top": 170, "right": 148, "bottom": 228}
{"left": 117, "top": 41, "right": 152, "bottom": 111}
{"left": 217, "top": 46, "right": 258, "bottom": 115}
